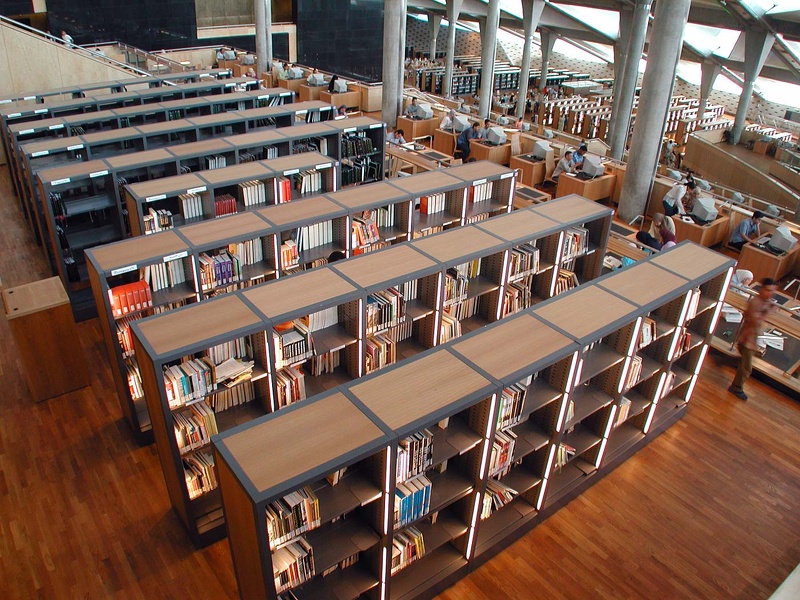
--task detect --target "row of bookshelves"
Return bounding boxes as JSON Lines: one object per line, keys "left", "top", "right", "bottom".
{"left": 211, "top": 241, "right": 735, "bottom": 599}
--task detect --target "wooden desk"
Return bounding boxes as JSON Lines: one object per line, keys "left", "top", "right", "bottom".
{"left": 278, "top": 78, "right": 304, "bottom": 93}
{"left": 737, "top": 242, "right": 800, "bottom": 283}
{"left": 753, "top": 140, "right": 770, "bottom": 155}
{"left": 397, "top": 116, "right": 438, "bottom": 141}
{"left": 510, "top": 154, "right": 547, "bottom": 186}
{"left": 673, "top": 214, "right": 730, "bottom": 247}
{"left": 514, "top": 185, "right": 551, "bottom": 209}
{"left": 298, "top": 84, "right": 325, "bottom": 102}
{"left": 433, "top": 128, "right": 458, "bottom": 155}
{"left": 469, "top": 140, "right": 512, "bottom": 165}
{"left": 555, "top": 173, "right": 615, "bottom": 201}
{"left": 320, "top": 90, "right": 361, "bottom": 110}
{"left": 359, "top": 84, "right": 382, "bottom": 112}
{"left": 2, "top": 277, "right": 90, "bottom": 402}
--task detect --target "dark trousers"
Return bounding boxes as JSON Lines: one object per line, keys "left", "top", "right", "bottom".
{"left": 729, "top": 241, "right": 745, "bottom": 251}
{"left": 731, "top": 344, "right": 755, "bottom": 391}
{"left": 636, "top": 231, "right": 661, "bottom": 251}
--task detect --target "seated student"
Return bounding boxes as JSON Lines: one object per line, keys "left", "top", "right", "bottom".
{"left": 336, "top": 104, "right": 348, "bottom": 119}
{"left": 216, "top": 48, "right": 225, "bottom": 63}
{"left": 277, "top": 62, "right": 289, "bottom": 80}
{"left": 439, "top": 109, "right": 456, "bottom": 131}
{"left": 552, "top": 150, "right": 576, "bottom": 181}
{"left": 387, "top": 129, "right": 407, "bottom": 145}
{"left": 456, "top": 121, "right": 481, "bottom": 160}
{"left": 570, "top": 145, "right": 588, "bottom": 170}
{"left": 681, "top": 181, "right": 700, "bottom": 213}
{"left": 662, "top": 182, "right": 687, "bottom": 217}
{"left": 328, "top": 75, "right": 339, "bottom": 93}
{"left": 636, "top": 213, "right": 676, "bottom": 250}
{"left": 478, "top": 118, "right": 491, "bottom": 140}
{"left": 729, "top": 210, "right": 764, "bottom": 251}
{"left": 245, "top": 68, "right": 257, "bottom": 78}
{"left": 405, "top": 98, "right": 420, "bottom": 119}
{"left": 730, "top": 269, "right": 754, "bottom": 295}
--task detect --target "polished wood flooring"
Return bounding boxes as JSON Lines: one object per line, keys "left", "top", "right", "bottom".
{"left": 0, "top": 170, "right": 798, "bottom": 599}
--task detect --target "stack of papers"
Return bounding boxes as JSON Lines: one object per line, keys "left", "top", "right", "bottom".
{"left": 215, "top": 358, "right": 256, "bottom": 386}
{"left": 721, "top": 303, "right": 743, "bottom": 323}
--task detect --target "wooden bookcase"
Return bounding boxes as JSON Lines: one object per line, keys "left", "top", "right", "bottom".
{"left": 212, "top": 241, "right": 735, "bottom": 599}
{"left": 128, "top": 193, "right": 621, "bottom": 541}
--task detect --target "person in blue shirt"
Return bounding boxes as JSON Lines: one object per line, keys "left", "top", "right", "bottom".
{"left": 457, "top": 122, "right": 481, "bottom": 160}
{"left": 570, "top": 145, "right": 587, "bottom": 170}
{"left": 729, "top": 211, "right": 764, "bottom": 251}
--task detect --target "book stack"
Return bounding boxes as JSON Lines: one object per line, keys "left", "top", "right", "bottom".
{"left": 488, "top": 430, "right": 517, "bottom": 478}
{"left": 164, "top": 358, "right": 217, "bottom": 408}
{"left": 297, "top": 170, "right": 323, "bottom": 195}
{"left": 229, "top": 237, "right": 265, "bottom": 270}
{"left": 365, "top": 333, "right": 396, "bottom": 374}
{"left": 127, "top": 362, "right": 144, "bottom": 401}
{"left": 273, "top": 538, "right": 315, "bottom": 594}
{"left": 206, "top": 380, "right": 255, "bottom": 412}
{"left": 266, "top": 486, "right": 321, "bottom": 549}
{"left": 308, "top": 306, "right": 339, "bottom": 332}
{"left": 352, "top": 214, "right": 381, "bottom": 249}
{"left": 639, "top": 317, "right": 657, "bottom": 348}
{"left": 420, "top": 193, "right": 446, "bottom": 215}
{"left": 115, "top": 314, "right": 141, "bottom": 357}
{"left": 502, "top": 281, "right": 532, "bottom": 317}
{"left": 297, "top": 220, "right": 334, "bottom": 252}
{"left": 445, "top": 296, "right": 478, "bottom": 321}
{"left": 412, "top": 225, "right": 443, "bottom": 239}
{"left": 562, "top": 226, "right": 589, "bottom": 261}
{"left": 394, "top": 475, "right": 432, "bottom": 527}
{"left": 341, "top": 134, "right": 374, "bottom": 158}
{"left": 497, "top": 379, "right": 530, "bottom": 429}
{"left": 275, "top": 366, "right": 307, "bottom": 409}
{"left": 276, "top": 177, "right": 293, "bottom": 203}
{"left": 143, "top": 207, "right": 174, "bottom": 234}
{"left": 214, "top": 357, "right": 256, "bottom": 387}
{"left": 443, "top": 268, "right": 469, "bottom": 307}
{"left": 206, "top": 337, "right": 249, "bottom": 364}
{"left": 280, "top": 240, "right": 299, "bottom": 269}
{"left": 684, "top": 288, "right": 702, "bottom": 321}
{"left": 481, "top": 479, "right": 518, "bottom": 519}
{"left": 469, "top": 180, "right": 494, "bottom": 203}
{"left": 396, "top": 429, "right": 434, "bottom": 483}
{"left": 198, "top": 251, "right": 241, "bottom": 292}
{"left": 555, "top": 442, "right": 576, "bottom": 469}
{"left": 173, "top": 401, "right": 218, "bottom": 455}
{"left": 108, "top": 280, "right": 153, "bottom": 317}
{"left": 239, "top": 180, "right": 268, "bottom": 207}
{"left": 205, "top": 155, "right": 227, "bottom": 169}
{"left": 391, "top": 527, "right": 425, "bottom": 575}
{"left": 616, "top": 396, "right": 632, "bottom": 428}
{"left": 214, "top": 193, "right": 238, "bottom": 218}
{"left": 439, "top": 312, "right": 462, "bottom": 343}
{"left": 183, "top": 451, "right": 218, "bottom": 500}
{"left": 554, "top": 268, "right": 579, "bottom": 295}
{"left": 273, "top": 321, "right": 314, "bottom": 368}
{"left": 309, "top": 350, "right": 340, "bottom": 376}
{"left": 625, "top": 355, "right": 643, "bottom": 389}
{"left": 179, "top": 191, "right": 204, "bottom": 220}
{"left": 508, "top": 244, "right": 540, "bottom": 280}
{"left": 366, "top": 287, "right": 406, "bottom": 335}
{"left": 145, "top": 259, "right": 188, "bottom": 293}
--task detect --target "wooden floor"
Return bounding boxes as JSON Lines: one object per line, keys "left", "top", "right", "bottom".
{"left": 0, "top": 169, "right": 799, "bottom": 599}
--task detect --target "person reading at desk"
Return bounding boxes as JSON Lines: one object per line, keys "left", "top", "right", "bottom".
{"left": 439, "top": 109, "right": 456, "bottom": 131}
{"left": 729, "top": 210, "right": 763, "bottom": 251}
{"left": 456, "top": 122, "right": 481, "bottom": 161}
{"left": 388, "top": 129, "right": 407, "bottom": 145}
{"left": 553, "top": 150, "right": 576, "bottom": 181}
{"left": 570, "top": 145, "right": 588, "bottom": 170}
{"left": 405, "top": 98, "right": 420, "bottom": 119}
{"left": 635, "top": 213, "right": 677, "bottom": 251}
{"left": 478, "top": 119, "right": 491, "bottom": 140}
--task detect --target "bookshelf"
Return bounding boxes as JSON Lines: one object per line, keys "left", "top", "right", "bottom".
{"left": 213, "top": 242, "right": 734, "bottom": 599}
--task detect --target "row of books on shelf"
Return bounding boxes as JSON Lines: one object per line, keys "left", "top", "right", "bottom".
{"left": 624, "top": 355, "right": 643, "bottom": 390}
{"left": 183, "top": 451, "right": 217, "bottom": 500}
{"left": 174, "top": 401, "right": 219, "bottom": 455}
{"left": 274, "top": 537, "right": 315, "bottom": 594}
{"left": 109, "top": 279, "right": 153, "bottom": 317}
{"left": 296, "top": 220, "right": 334, "bottom": 252}
{"left": 562, "top": 226, "right": 589, "bottom": 261}
{"left": 164, "top": 355, "right": 255, "bottom": 409}
{"left": 365, "top": 333, "right": 396, "bottom": 375}
{"left": 144, "top": 208, "right": 175, "bottom": 234}
{"left": 391, "top": 526, "right": 426, "bottom": 575}
{"left": 341, "top": 134, "right": 375, "bottom": 158}
{"left": 554, "top": 442, "right": 576, "bottom": 470}
{"left": 420, "top": 193, "right": 448, "bottom": 215}
{"left": 144, "top": 260, "right": 189, "bottom": 293}
{"left": 197, "top": 251, "right": 242, "bottom": 292}
{"left": 497, "top": 377, "right": 531, "bottom": 429}
{"left": 292, "top": 136, "right": 328, "bottom": 156}
{"left": 239, "top": 179, "right": 270, "bottom": 207}
{"left": 178, "top": 191, "right": 205, "bottom": 221}
{"left": 615, "top": 396, "right": 633, "bottom": 428}
{"left": 508, "top": 244, "right": 540, "bottom": 280}
{"left": 639, "top": 316, "right": 658, "bottom": 348}
{"left": 275, "top": 366, "right": 307, "bottom": 410}
{"left": 502, "top": 282, "right": 533, "bottom": 317}
{"left": 366, "top": 288, "right": 406, "bottom": 335}
{"left": 469, "top": 180, "right": 494, "bottom": 203}
{"left": 554, "top": 268, "right": 579, "bottom": 295}
{"left": 273, "top": 320, "right": 314, "bottom": 367}
{"left": 295, "top": 170, "right": 325, "bottom": 195}
{"left": 481, "top": 479, "right": 518, "bottom": 520}
{"left": 266, "top": 485, "right": 321, "bottom": 550}
{"left": 394, "top": 474, "right": 433, "bottom": 527}
{"left": 352, "top": 215, "right": 381, "bottom": 248}
{"left": 440, "top": 313, "right": 462, "bottom": 343}
{"left": 488, "top": 430, "right": 517, "bottom": 478}
{"left": 397, "top": 429, "right": 435, "bottom": 484}
{"left": 206, "top": 155, "right": 227, "bottom": 169}
{"left": 214, "top": 194, "right": 238, "bottom": 218}
{"left": 116, "top": 314, "right": 140, "bottom": 356}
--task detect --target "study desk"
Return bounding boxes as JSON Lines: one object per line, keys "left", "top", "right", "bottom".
{"left": 397, "top": 116, "right": 438, "bottom": 141}
{"left": 469, "top": 139, "right": 512, "bottom": 165}
{"left": 298, "top": 84, "right": 325, "bottom": 102}
{"left": 737, "top": 241, "right": 800, "bottom": 283}
{"left": 433, "top": 128, "right": 458, "bottom": 155}
{"left": 510, "top": 154, "right": 547, "bottom": 186}
{"left": 673, "top": 214, "right": 730, "bottom": 247}
{"left": 555, "top": 172, "right": 615, "bottom": 201}
{"left": 321, "top": 89, "right": 361, "bottom": 110}
{"left": 513, "top": 184, "right": 551, "bottom": 209}
{"left": 278, "top": 78, "right": 304, "bottom": 93}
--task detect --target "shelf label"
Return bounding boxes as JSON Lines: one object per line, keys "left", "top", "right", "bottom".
{"left": 19, "top": 129, "right": 34, "bottom": 135}
{"left": 370, "top": 123, "right": 383, "bottom": 129}
{"left": 34, "top": 109, "right": 48, "bottom": 114}
{"left": 49, "top": 124, "right": 65, "bottom": 130}
{"left": 0, "top": 99, "right": 13, "bottom": 104}
{"left": 258, "top": 95, "right": 269, "bottom": 100}
{"left": 225, "top": 82, "right": 236, "bottom": 88}
{"left": 500, "top": 172, "right": 514, "bottom": 179}
{"left": 283, "top": 168, "right": 300, "bottom": 176}
{"left": 473, "top": 178, "right": 487, "bottom": 186}
{"left": 280, "top": 92, "right": 292, "bottom": 97}
{"left": 164, "top": 251, "right": 188, "bottom": 262}
{"left": 343, "top": 127, "right": 356, "bottom": 133}
{"left": 295, "top": 109, "right": 308, "bottom": 116}
{"left": 51, "top": 178, "right": 71, "bottom": 186}
{"left": 146, "top": 193, "right": 167, "bottom": 202}
{"left": 7, "top": 112, "right": 21, "bottom": 118}
{"left": 315, "top": 163, "right": 331, "bottom": 170}
{"left": 23, "top": 96, "right": 37, "bottom": 101}
{"left": 186, "top": 186, "right": 207, "bottom": 194}
{"left": 67, "top": 144, "right": 84, "bottom": 151}
{"left": 90, "top": 170, "right": 109, "bottom": 178}
{"left": 31, "top": 150, "right": 49, "bottom": 157}
{"left": 111, "top": 264, "right": 137, "bottom": 276}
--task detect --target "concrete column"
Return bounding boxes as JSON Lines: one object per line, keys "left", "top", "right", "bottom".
{"left": 478, "top": 0, "right": 501, "bottom": 120}
{"left": 443, "top": 0, "right": 463, "bottom": 97}
{"left": 428, "top": 14, "right": 442, "bottom": 62}
{"left": 607, "top": 5, "right": 634, "bottom": 148}
{"left": 609, "top": 0, "right": 652, "bottom": 160}
{"left": 538, "top": 30, "right": 556, "bottom": 91}
{"left": 382, "top": 0, "right": 407, "bottom": 127}
{"left": 696, "top": 60, "right": 721, "bottom": 122}
{"left": 254, "top": 0, "right": 273, "bottom": 70}
{"left": 618, "top": 0, "right": 691, "bottom": 222}
{"left": 730, "top": 29, "right": 775, "bottom": 144}
{"left": 515, "top": 0, "right": 546, "bottom": 121}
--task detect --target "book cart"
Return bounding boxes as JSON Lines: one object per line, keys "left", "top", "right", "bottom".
{"left": 212, "top": 242, "right": 734, "bottom": 599}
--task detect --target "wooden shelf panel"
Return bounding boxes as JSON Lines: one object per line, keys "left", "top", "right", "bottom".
{"left": 532, "top": 194, "right": 611, "bottom": 224}
{"left": 305, "top": 516, "right": 380, "bottom": 574}
{"left": 313, "top": 471, "right": 382, "bottom": 524}
{"left": 331, "top": 245, "right": 437, "bottom": 291}
{"left": 326, "top": 182, "right": 408, "bottom": 211}
{"left": 179, "top": 211, "right": 269, "bottom": 247}
{"left": 390, "top": 170, "right": 464, "bottom": 196}
{"left": 390, "top": 544, "right": 466, "bottom": 600}
{"left": 259, "top": 197, "right": 345, "bottom": 228}
{"left": 431, "top": 419, "right": 482, "bottom": 467}
{"left": 88, "top": 230, "right": 189, "bottom": 272}
{"left": 598, "top": 262, "right": 690, "bottom": 308}
{"left": 446, "top": 160, "right": 514, "bottom": 182}
{"left": 410, "top": 227, "right": 504, "bottom": 265}
{"left": 649, "top": 243, "right": 731, "bottom": 282}
{"left": 533, "top": 286, "right": 638, "bottom": 342}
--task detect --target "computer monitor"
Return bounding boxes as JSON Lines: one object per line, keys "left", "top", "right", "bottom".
{"left": 543, "top": 129, "right": 555, "bottom": 139}
{"left": 307, "top": 73, "right": 325, "bottom": 86}
{"left": 532, "top": 140, "right": 551, "bottom": 160}
{"left": 691, "top": 196, "right": 718, "bottom": 223}
{"left": 520, "top": 122, "right": 530, "bottom": 131}
{"left": 241, "top": 54, "right": 255, "bottom": 65}
{"left": 496, "top": 115, "right": 510, "bottom": 126}
{"left": 288, "top": 67, "right": 304, "bottom": 79}
{"left": 581, "top": 155, "right": 604, "bottom": 178}
{"left": 333, "top": 79, "right": 348, "bottom": 93}
{"left": 768, "top": 225, "right": 797, "bottom": 252}
{"left": 765, "top": 204, "right": 781, "bottom": 217}
{"left": 730, "top": 191, "right": 745, "bottom": 205}
{"left": 222, "top": 50, "right": 237, "bottom": 60}
{"left": 417, "top": 103, "right": 434, "bottom": 119}
{"left": 486, "top": 127, "right": 507, "bottom": 146}
{"left": 695, "top": 177, "right": 711, "bottom": 191}
{"left": 452, "top": 115, "right": 470, "bottom": 132}
{"left": 667, "top": 169, "right": 682, "bottom": 181}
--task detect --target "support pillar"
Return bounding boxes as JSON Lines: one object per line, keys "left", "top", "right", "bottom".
{"left": 254, "top": 0, "right": 272, "bottom": 72}
{"left": 730, "top": 29, "right": 775, "bottom": 144}
{"left": 609, "top": 0, "right": 651, "bottom": 160}
{"left": 618, "top": 0, "right": 691, "bottom": 222}
{"left": 382, "top": 0, "right": 407, "bottom": 127}
{"left": 696, "top": 60, "right": 721, "bottom": 122}
{"left": 607, "top": 5, "right": 634, "bottom": 148}
{"left": 478, "top": 0, "right": 501, "bottom": 120}
{"left": 428, "top": 14, "right": 442, "bottom": 62}
{"left": 538, "top": 30, "right": 556, "bottom": 92}
{"left": 515, "top": 0, "right": 546, "bottom": 121}
{"left": 443, "top": 0, "right": 463, "bottom": 97}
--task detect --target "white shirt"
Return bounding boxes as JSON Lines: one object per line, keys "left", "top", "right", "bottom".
{"left": 439, "top": 115, "right": 453, "bottom": 130}
{"left": 553, "top": 157, "right": 573, "bottom": 179}
{"left": 663, "top": 184, "right": 687, "bottom": 215}
{"left": 388, "top": 132, "right": 406, "bottom": 145}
